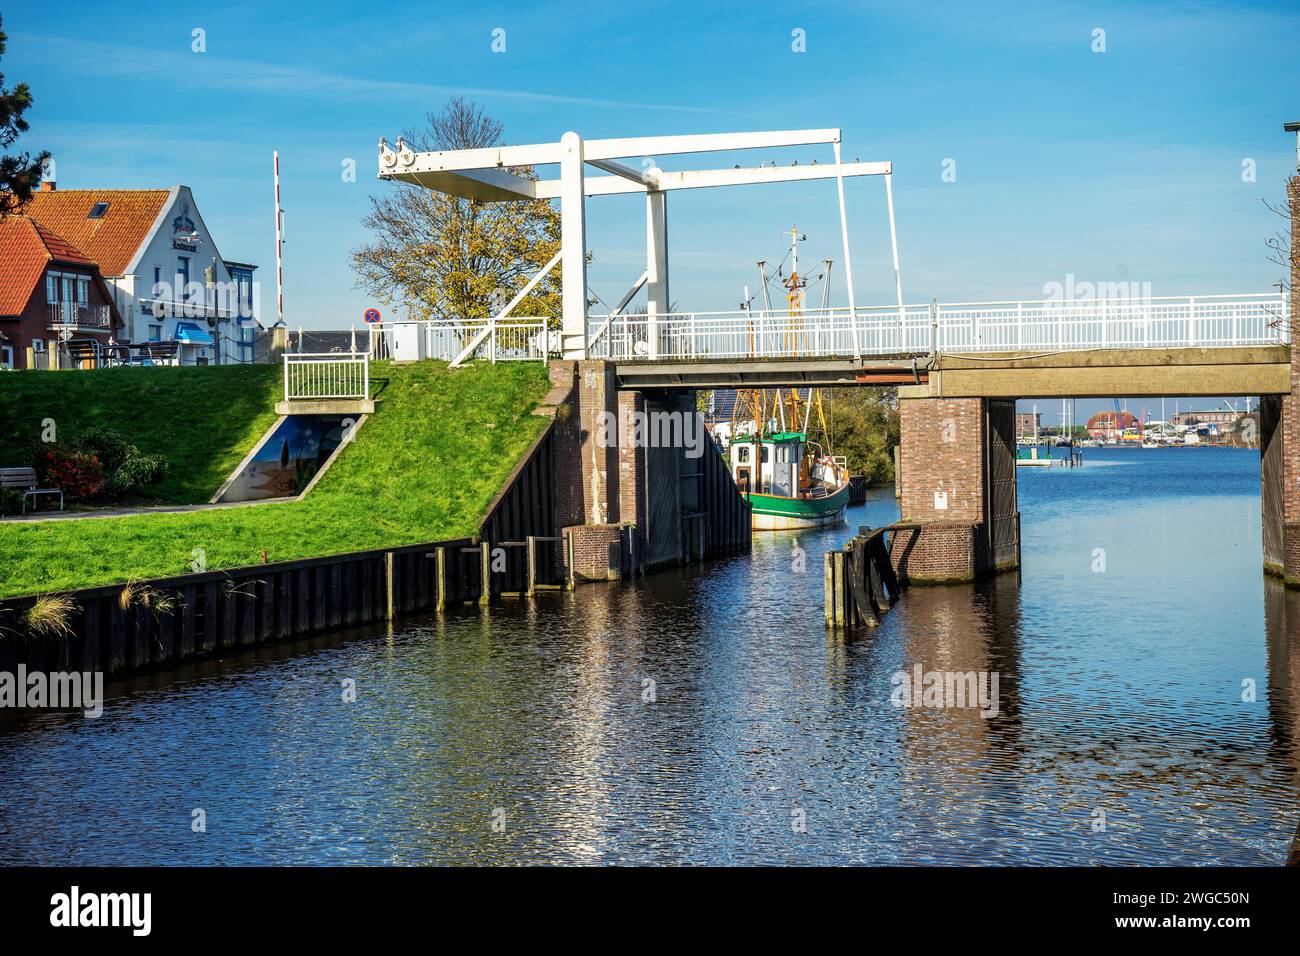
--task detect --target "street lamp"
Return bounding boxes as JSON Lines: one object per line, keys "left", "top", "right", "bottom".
{"left": 1286, "top": 121, "right": 1300, "bottom": 174}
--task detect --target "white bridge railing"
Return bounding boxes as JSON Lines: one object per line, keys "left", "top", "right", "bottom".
{"left": 587, "top": 292, "right": 1290, "bottom": 361}
{"left": 368, "top": 318, "right": 553, "bottom": 363}
{"left": 340, "top": 293, "right": 1287, "bottom": 368}
{"left": 283, "top": 352, "right": 370, "bottom": 401}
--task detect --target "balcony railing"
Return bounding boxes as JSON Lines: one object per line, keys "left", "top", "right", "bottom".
{"left": 47, "top": 302, "right": 112, "bottom": 330}
{"left": 136, "top": 297, "right": 241, "bottom": 321}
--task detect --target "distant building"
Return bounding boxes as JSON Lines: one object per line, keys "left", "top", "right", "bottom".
{"left": 1086, "top": 410, "right": 1140, "bottom": 437}
{"left": 1172, "top": 410, "right": 1238, "bottom": 428}
{"left": 1015, "top": 411, "right": 1041, "bottom": 437}
{"left": 25, "top": 183, "right": 256, "bottom": 365}
{"left": 0, "top": 215, "right": 124, "bottom": 369}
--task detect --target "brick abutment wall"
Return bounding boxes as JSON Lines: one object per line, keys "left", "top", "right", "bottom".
{"left": 894, "top": 395, "right": 1018, "bottom": 583}
{"left": 1275, "top": 177, "right": 1300, "bottom": 584}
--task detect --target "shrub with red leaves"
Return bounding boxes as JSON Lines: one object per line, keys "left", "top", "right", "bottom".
{"left": 34, "top": 445, "right": 105, "bottom": 502}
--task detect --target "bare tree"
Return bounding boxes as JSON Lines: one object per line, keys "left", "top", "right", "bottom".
{"left": 1261, "top": 180, "right": 1298, "bottom": 332}
{"left": 352, "top": 98, "right": 562, "bottom": 321}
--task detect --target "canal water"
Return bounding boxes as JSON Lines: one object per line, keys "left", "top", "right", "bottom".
{"left": 1, "top": 447, "right": 1297, "bottom": 864}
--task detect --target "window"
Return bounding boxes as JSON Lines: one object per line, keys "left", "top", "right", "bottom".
{"left": 61, "top": 275, "right": 73, "bottom": 303}
{"left": 76, "top": 276, "right": 89, "bottom": 305}
{"left": 149, "top": 325, "right": 162, "bottom": 342}
{"left": 46, "top": 273, "right": 57, "bottom": 302}
{"left": 177, "top": 257, "right": 190, "bottom": 299}
{"left": 153, "top": 266, "right": 162, "bottom": 294}
{"left": 761, "top": 446, "right": 770, "bottom": 463}
{"left": 87, "top": 202, "right": 110, "bottom": 219}
{"left": 0, "top": 345, "right": 12, "bottom": 369}
{"left": 737, "top": 445, "right": 751, "bottom": 464}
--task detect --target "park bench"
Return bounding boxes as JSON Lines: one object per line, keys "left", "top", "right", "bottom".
{"left": 0, "top": 467, "right": 64, "bottom": 514}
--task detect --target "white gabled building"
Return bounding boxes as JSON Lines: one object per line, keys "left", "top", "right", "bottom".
{"left": 26, "top": 183, "right": 257, "bottom": 365}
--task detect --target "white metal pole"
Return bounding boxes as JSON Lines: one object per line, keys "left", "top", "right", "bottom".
{"left": 274, "top": 151, "right": 284, "bottom": 327}
{"left": 559, "top": 131, "right": 589, "bottom": 360}
{"left": 884, "top": 169, "right": 904, "bottom": 322}
{"left": 832, "top": 141, "right": 859, "bottom": 359}
{"left": 645, "top": 190, "right": 669, "bottom": 360}
{"left": 756, "top": 262, "right": 774, "bottom": 314}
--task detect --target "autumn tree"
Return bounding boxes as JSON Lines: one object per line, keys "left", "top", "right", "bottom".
{"left": 820, "top": 387, "right": 900, "bottom": 484}
{"left": 0, "top": 15, "right": 49, "bottom": 216}
{"left": 352, "top": 98, "right": 563, "bottom": 322}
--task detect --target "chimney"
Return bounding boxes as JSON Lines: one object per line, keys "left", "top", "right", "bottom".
{"left": 39, "top": 181, "right": 56, "bottom": 192}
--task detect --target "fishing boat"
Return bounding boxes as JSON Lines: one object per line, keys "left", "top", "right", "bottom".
{"left": 727, "top": 428, "right": 851, "bottom": 530}
{"left": 711, "top": 227, "right": 854, "bottom": 530}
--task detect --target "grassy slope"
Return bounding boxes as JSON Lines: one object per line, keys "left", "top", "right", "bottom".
{"left": 0, "top": 361, "right": 551, "bottom": 598}
{"left": 0, "top": 365, "right": 283, "bottom": 503}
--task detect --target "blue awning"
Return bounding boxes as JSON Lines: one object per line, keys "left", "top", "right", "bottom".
{"left": 175, "top": 321, "right": 213, "bottom": 346}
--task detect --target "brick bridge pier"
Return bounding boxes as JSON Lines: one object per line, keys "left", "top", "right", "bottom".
{"left": 544, "top": 359, "right": 751, "bottom": 583}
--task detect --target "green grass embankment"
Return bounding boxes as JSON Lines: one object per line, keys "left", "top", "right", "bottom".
{"left": 0, "top": 361, "right": 552, "bottom": 599}
{"left": 0, "top": 364, "right": 283, "bottom": 503}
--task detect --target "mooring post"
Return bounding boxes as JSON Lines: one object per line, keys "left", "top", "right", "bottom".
{"left": 868, "top": 544, "right": 890, "bottom": 610}
{"left": 435, "top": 546, "right": 446, "bottom": 611}
{"left": 824, "top": 551, "right": 837, "bottom": 625}
{"left": 825, "top": 548, "right": 848, "bottom": 626}
{"left": 846, "top": 539, "right": 880, "bottom": 627}
{"left": 384, "top": 551, "right": 394, "bottom": 620}
{"left": 526, "top": 535, "right": 537, "bottom": 596}
{"left": 479, "top": 541, "right": 492, "bottom": 606}
{"left": 564, "top": 530, "right": 575, "bottom": 590}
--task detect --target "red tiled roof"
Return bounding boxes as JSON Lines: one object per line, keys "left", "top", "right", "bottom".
{"left": 0, "top": 216, "right": 122, "bottom": 327}
{"left": 0, "top": 215, "right": 96, "bottom": 315}
{"left": 25, "top": 189, "right": 170, "bottom": 277}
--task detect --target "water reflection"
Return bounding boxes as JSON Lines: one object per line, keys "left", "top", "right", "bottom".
{"left": 0, "top": 449, "right": 1295, "bottom": 864}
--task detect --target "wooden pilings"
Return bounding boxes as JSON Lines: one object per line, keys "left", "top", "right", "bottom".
{"left": 0, "top": 527, "right": 581, "bottom": 682}
{"left": 824, "top": 525, "right": 908, "bottom": 629}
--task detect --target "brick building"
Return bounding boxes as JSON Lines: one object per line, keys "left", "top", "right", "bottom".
{"left": 24, "top": 183, "right": 257, "bottom": 365}
{"left": 1172, "top": 410, "right": 1239, "bottom": 428}
{"left": 0, "top": 215, "right": 123, "bottom": 369}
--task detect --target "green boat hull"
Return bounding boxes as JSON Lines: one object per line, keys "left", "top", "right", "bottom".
{"left": 743, "top": 482, "right": 851, "bottom": 530}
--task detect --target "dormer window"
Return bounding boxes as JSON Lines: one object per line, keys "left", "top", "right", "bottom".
{"left": 88, "top": 202, "right": 110, "bottom": 219}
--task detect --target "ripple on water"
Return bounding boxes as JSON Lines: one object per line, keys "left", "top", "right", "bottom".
{"left": 0, "top": 449, "right": 1296, "bottom": 864}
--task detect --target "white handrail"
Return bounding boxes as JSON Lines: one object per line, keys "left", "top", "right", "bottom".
{"left": 582, "top": 292, "right": 1288, "bottom": 361}
{"left": 283, "top": 352, "right": 370, "bottom": 401}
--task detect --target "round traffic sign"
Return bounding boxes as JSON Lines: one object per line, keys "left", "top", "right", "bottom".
{"left": 363, "top": 308, "right": 382, "bottom": 324}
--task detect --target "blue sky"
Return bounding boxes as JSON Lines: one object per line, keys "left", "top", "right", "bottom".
{"left": 5, "top": 0, "right": 1298, "bottom": 420}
